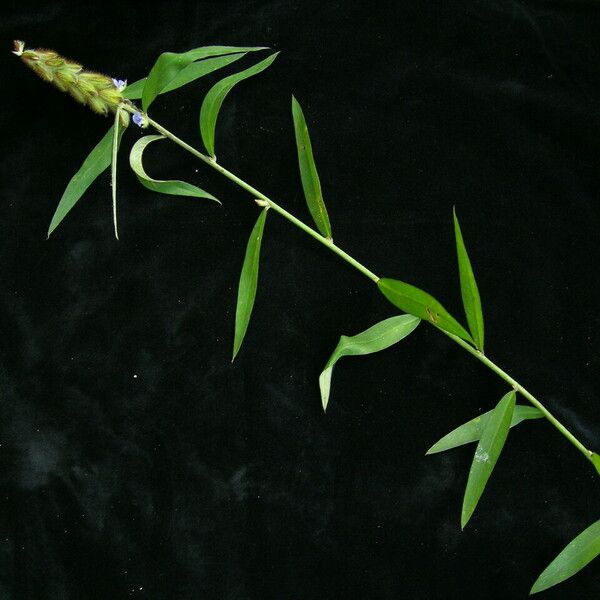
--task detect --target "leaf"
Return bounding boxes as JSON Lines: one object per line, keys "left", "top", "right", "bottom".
{"left": 319, "top": 314, "right": 420, "bottom": 411}
{"left": 48, "top": 125, "right": 125, "bottom": 237}
{"left": 200, "top": 52, "right": 280, "bottom": 157}
{"left": 530, "top": 519, "right": 600, "bottom": 594}
{"left": 426, "top": 405, "right": 543, "bottom": 455}
{"left": 122, "top": 53, "right": 246, "bottom": 100}
{"left": 291, "top": 96, "right": 332, "bottom": 239}
{"left": 129, "top": 135, "right": 219, "bottom": 202}
{"left": 142, "top": 45, "right": 267, "bottom": 111}
{"left": 461, "top": 390, "right": 516, "bottom": 529}
{"left": 111, "top": 107, "right": 122, "bottom": 240}
{"left": 591, "top": 452, "right": 600, "bottom": 476}
{"left": 454, "top": 209, "right": 484, "bottom": 351}
{"left": 378, "top": 278, "right": 474, "bottom": 343}
{"left": 232, "top": 209, "right": 268, "bottom": 360}
{"left": 121, "top": 78, "right": 146, "bottom": 99}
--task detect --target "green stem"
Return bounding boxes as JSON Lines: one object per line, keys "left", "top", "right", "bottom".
{"left": 446, "top": 331, "right": 593, "bottom": 462}
{"left": 144, "top": 113, "right": 380, "bottom": 284}
{"left": 130, "top": 106, "right": 594, "bottom": 466}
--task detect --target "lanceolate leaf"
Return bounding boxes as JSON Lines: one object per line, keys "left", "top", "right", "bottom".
{"left": 142, "top": 46, "right": 267, "bottom": 111}
{"left": 378, "top": 278, "right": 474, "bottom": 343}
{"left": 200, "top": 52, "right": 279, "bottom": 157}
{"left": 111, "top": 107, "right": 122, "bottom": 240}
{"left": 129, "top": 135, "right": 219, "bottom": 202}
{"left": 233, "top": 209, "right": 269, "bottom": 360}
{"left": 453, "top": 209, "right": 484, "bottom": 351}
{"left": 319, "top": 314, "right": 420, "bottom": 411}
{"left": 48, "top": 125, "right": 125, "bottom": 237}
{"left": 530, "top": 519, "right": 600, "bottom": 594}
{"left": 122, "top": 53, "right": 246, "bottom": 100}
{"left": 426, "top": 405, "right": 543, "bottom": 455}
{"left": 291, "top": 96, "right": 332, "bottom": 239}
{"left": 461, "top": 390, "right": 515, "bottom": 529}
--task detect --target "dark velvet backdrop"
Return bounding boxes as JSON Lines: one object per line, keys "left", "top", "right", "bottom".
{"left": 1, "top": 1, "right": 599, "bottom": 598}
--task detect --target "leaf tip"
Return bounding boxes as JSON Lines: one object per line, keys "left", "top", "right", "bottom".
{"left": 460, "top": 509, "right": 471, "bottom": 530}
{"left": 590, "top": 451, "right": 600, "bottom": 476}
{"left": 529, "top": 579, "right": 544, "bottom": 595}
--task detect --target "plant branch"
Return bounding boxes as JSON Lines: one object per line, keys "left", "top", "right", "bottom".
{"left": 125, "top": 107, "right": 380, "bottom": 284}
{"left": 126, "top": 104, "right": 595, "bottom": 469}
{"left": 445, "top": 331, "right": 593, "bottom": 462}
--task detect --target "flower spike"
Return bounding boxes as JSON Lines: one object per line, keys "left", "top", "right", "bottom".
{"left": 14, "top": 40, "right": 130, "bottom": 126}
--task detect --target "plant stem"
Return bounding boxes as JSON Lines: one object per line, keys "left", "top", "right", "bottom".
{"left": 143, "top": 113, "right": 380, "bottom": 284}
{"left": 129, "top": 106, "right": 594, "bottom": 467}
{"left": 446, "top": 332, "right": 593, "bottom": 462}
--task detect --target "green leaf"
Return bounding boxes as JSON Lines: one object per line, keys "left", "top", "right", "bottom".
{"left": 591, "top": 452, "right": 600, "bottom": 476}
{"left": 111, "top": 107, "right": 123, "bottom": 240}
{"left": 319, "top": 314, "right": 419, "bottom": 411}
{"left": 200, "top": 52, "right": 279, "bottom": 157}
{"left": 378, "top": 278, "right": 474, "bottom": 343}
{"left": 48, "top": 125, "right": 125, "bottom": 237}
{"left": 291, "top": 96, "right": 332, "bottom": 240}
{"left": 123, "top": 53, "right": 246, "bottom": 100}
{"left": 121, "top": 78, "right": 146, "bottom": 99}
{"left": 233, "top": 209, "right": 269, "bottom": 360}
{"left": 453, "top": 209, "right": 484, "bottom": 351}
{"left": 426, "top": 405, "right": 543, "bottom": 455}
{"left": 142, "top": 45, "right": 267, "bottom": 111}
{"left": 129, "top": 135, "right": 219, "bottom": 202}
{"left": 461, "top": 390, "right": 515, "bottom": 529}
{"left": 530, "top": 519, "right": 600, "bottom": 594}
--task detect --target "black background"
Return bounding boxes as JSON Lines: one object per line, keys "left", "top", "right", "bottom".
{"left": 1, "top": 1, "right": 600, "bottom": 598}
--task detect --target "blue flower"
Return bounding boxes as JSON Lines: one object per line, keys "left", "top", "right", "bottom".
{"left": 132, "top": 112, "right": 145, "bottom": 127}
{"left": 112, "top": 78, "right": 127, "bottom": 91}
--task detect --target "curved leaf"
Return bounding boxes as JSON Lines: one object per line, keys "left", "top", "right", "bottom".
{"left": 291, "top": 96, "right": 332, "bottom": 239}
{"left": 48, "top": 125, "right": 125, "bottom": 237}
{"left": 123, "top": 53, "right": 246, "bottom": 100}
{"left": 461, "top": 390, "right": 515, "bottom": 529}
{"left": 200, "top": 52, "right": 279, "bottom": 157}
{"left": 319, "top": 314, "right": 420, "bottom": 411}
{"left": 129, "top": 135, "right": 218, "bottom": 202}
{"left": 454, "top": 209, "right": 484, "bottom": 351}
{"left": 426, "top": 405, "right": 543, "bottom": 455}
{"left": 142, "top": 45, "right": 267, "bottom": 111}
{"left": 233, "top": 209, "right": 268, "bottom": 360}
{"left": 111, "top": 107, "right": 123, "bottom": 239}
{"left": 530, "top": 519, "right": 600, "bottom": 594}
{"left": 378, "top": 278, "right": 474, "bottom": 343}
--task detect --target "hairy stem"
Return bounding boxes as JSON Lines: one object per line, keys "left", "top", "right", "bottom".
{"left": 127, "top": 105, "right": 594, "bottom": 467}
